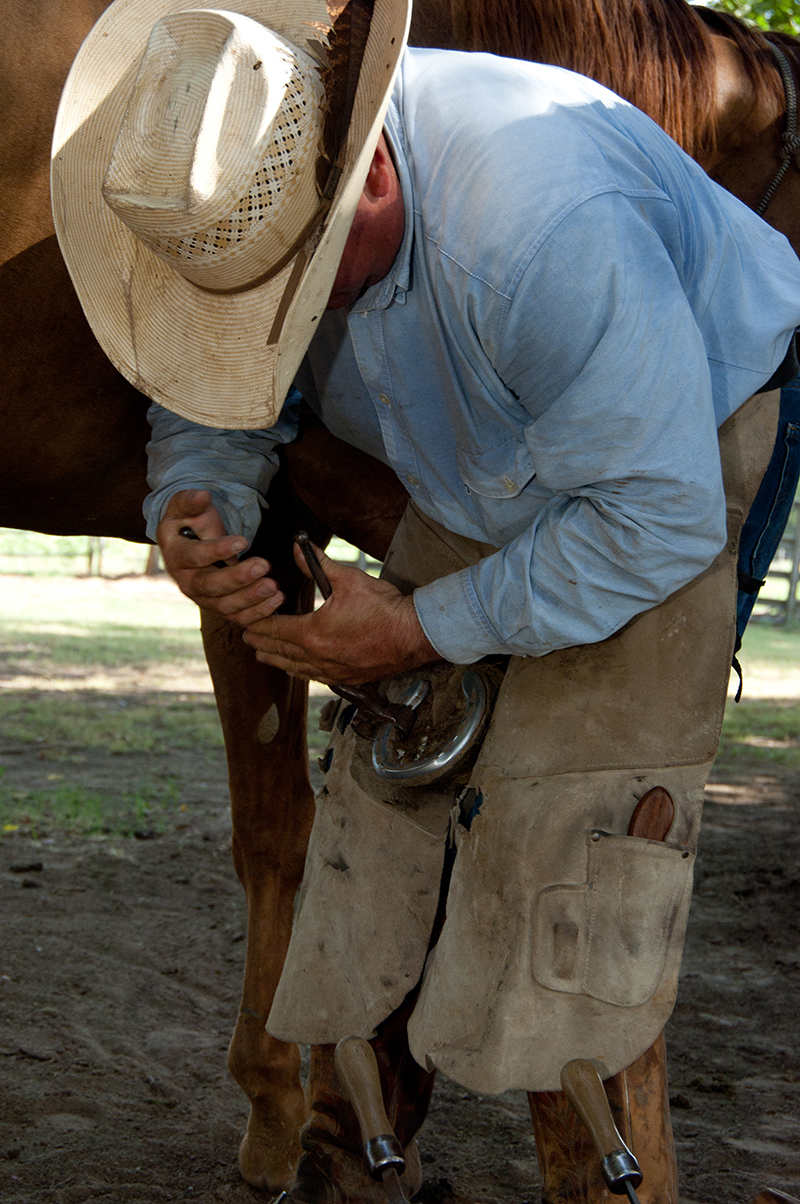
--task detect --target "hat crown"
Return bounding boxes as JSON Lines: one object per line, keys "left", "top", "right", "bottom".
{"left": 102, "top": 7, "right": 326, "bottom": 289}
{"left": 53, "top": 0, "right": 411, "bottom": 427}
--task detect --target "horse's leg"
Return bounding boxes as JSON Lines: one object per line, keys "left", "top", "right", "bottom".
{"left": 205, "top": 605, "right": 314, "bottom": 1189}
{"left": 204, "top": 434, "right": 407, "bottom": 1188}
{"left": 202, "top": 471, "right": 321, "bottom": 1191}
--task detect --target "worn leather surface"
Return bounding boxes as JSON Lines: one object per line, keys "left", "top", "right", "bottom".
{"left": 268, "top": 392, "right": 779, "bottom": 1091}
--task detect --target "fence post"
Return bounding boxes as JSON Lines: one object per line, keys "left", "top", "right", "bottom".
{"left": 86, "top": 536, "right": 105, "bottom": 577}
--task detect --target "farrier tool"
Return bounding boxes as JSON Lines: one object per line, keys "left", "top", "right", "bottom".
{"left": 295, "top": 531, "right": 418, "bottom": 737}
{"left": 298, "top": 532, "right": 499, "bottom": 777}
{"left": 334, "top": 1036, "right": 410, "bottom": 1204}
{"left": 560, "top": 785, "right": 677, "bottom": 1204}
{"left": 560, "top": 1058, "right": 644, "bottom": 1204}
{"left": 180, "top": 523, "right": 417, "bottom": 735}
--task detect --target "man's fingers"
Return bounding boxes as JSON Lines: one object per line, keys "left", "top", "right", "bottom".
{"left": 165, "top": 531, "right": 249, "bottom": 571}
{"left": 251, "top": 638, "right": 328, "bottom": 682}
{"left": 164, "top": 489, "right": 228, "bottom": 539}
{"left": 165, "top": 540, "right": 243, "bottom": 575}
{"left": 243, "top": 616, "right": 316, "bottom": 662}
{"left": 209, "top": 579, "right": 286, "bottom": 623}
{"left": 221, "top": 595, "right": 287, "bottom": 627}
{"left": 188, "top": 559, "right": 277, "bottom": 600}
{"left": 154, "top": 491, "right": 287, "bottom": 620}
{"left": 243, "top": 615, "right": 347, "bottom": 682}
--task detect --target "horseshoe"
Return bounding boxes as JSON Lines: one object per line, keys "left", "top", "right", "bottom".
{"left": 371, "top": 668, "right": 491, "bottom": 784}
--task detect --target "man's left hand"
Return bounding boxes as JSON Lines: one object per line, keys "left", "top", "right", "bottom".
{"left": 242, "top": 542, "right": 439, "bottom": 685}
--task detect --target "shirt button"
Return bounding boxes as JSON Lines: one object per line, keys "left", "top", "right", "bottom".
{"left": 406, "top": 475, "right": 418, "bottom": 486}
{"left": 502, "top": 475, "right": 516, "bottom": 494}
{"left": 378, "top": 393, "right": 391, "bottom": 407}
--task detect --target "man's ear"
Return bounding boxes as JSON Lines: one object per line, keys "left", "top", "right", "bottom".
{"left": 363, "top": 135, "right": 395, "bottom": 201}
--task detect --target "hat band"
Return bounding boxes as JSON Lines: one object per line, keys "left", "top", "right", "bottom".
{"left": 189, "top": 190, "right": 332, "bottom": 297}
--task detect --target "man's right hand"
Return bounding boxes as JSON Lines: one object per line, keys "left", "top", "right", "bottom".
{"left": 156, "top": 489, "right": 286, "bottom": 625}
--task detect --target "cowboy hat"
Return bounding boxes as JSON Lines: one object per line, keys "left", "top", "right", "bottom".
{"left": 52, "top": 0, "right": 410, "bottom": 427}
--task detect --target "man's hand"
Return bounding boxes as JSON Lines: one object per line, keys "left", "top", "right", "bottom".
{"left": 156, "top": 489, "right": 285, "bottom": 624}
{"left": 243, "top": 542, "right": 439, "bottom": 685}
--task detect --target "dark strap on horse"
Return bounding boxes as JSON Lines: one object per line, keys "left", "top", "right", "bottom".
{"left": 756, "top": 41, "right": 800, "bottom": 216}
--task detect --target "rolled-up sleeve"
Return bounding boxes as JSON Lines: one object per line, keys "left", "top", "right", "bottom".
{"left": 143, "top": 391, "right": 301, "bottom": 542}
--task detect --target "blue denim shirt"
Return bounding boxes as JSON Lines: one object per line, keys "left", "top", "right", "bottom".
{"left": 146, "top": 49, "right": 800, "bottom": 663}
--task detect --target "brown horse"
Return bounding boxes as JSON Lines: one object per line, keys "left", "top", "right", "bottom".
{"left": 2, "top": 0, "right": 799, "bottom": 1192}
{"left": 414, "top": 0, "right": 800, "bottom": 253}
{"left": 2, "top": 6, "right": 406, "bottom": 1190}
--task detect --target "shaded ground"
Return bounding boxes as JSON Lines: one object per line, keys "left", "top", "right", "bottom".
{"left": 2, "top": 748, "right": 799, "bottom": 1204}
{"left": 0, "top": 575, "right": 798, "bottom": 1203}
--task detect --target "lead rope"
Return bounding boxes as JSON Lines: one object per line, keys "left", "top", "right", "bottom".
{"left": 756, "top": 41, "right": 800, "bottom": 216}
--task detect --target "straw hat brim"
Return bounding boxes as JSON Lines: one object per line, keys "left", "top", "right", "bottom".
{"left": 52, "top": 0, "right": 410, "bottom": 428}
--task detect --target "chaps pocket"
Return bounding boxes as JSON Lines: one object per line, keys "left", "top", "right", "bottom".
{"left": 532, "top": 832, "right": 694, "bottom": 1007}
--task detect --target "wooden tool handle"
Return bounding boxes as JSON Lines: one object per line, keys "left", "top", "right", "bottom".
{"left": 554, "top": 789, "right": 674, "bottom": 1197}
{"left": 627, "top": 785, "right": 674, "bottom": 841}
{"left": 335, "top": 1037, "right": 394, "bottom": 1146}
{"left": 560, "top": 1059, "right": 627, "bottom": 1160}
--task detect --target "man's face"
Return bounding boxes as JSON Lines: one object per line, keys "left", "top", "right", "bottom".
{"left": 326, "top": 136, "right": 406, "bottom": 310}
{"left": 326, "top": 197, "right": 388, "bottom": 309}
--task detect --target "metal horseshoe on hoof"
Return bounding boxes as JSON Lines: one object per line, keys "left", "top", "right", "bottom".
{"left": 372, "top": 668, "right": 491, "bottom": 784}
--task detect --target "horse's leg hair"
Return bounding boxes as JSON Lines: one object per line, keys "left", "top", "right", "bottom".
{"left": 202, "top": 470, "right": 319, "bottom": 1190}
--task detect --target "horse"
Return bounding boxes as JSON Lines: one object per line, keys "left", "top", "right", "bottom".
{"left": 2, "top": 0, "right": 799, "bottom": 1191}
{"left": 3, "top": 6, "right": 407, "bottom": 1189}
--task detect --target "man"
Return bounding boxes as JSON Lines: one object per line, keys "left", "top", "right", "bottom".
{"left": 54, "top": 2, "right": 800, "bottom": 1201}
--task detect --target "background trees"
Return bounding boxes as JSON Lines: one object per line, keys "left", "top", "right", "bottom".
{"left": 707, "top": 0, "right": 800, "bottom": 35}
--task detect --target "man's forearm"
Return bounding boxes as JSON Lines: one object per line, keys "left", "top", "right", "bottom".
{"left": 144, "top": 398, "right": 300, "bottom": 540}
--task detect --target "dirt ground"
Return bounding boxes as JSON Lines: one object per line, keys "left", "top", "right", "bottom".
{"left": 1, "top": 585, "right": 799, "bottom": 1204}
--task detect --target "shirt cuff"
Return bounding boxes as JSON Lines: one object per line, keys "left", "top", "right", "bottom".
{"left": 143, "top": 483, "right": 266, "bottom": 544}
{"left": 413, "top": 568, "right": 510, "bottom": 664}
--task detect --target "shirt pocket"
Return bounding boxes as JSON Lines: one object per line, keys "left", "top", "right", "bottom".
{"left": 457, "top": 435, "right": 537, "bottom": 499}
{"left": 531, "top": 831, "right": 694, "bottom": 1008}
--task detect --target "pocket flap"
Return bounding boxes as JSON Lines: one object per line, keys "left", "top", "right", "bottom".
{"left": 457, "top": 436, "right": 536, "bottom": 499}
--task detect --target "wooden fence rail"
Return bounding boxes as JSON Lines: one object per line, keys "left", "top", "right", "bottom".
{"left": 763, "top": 498, "right": 800, "bottom": 625}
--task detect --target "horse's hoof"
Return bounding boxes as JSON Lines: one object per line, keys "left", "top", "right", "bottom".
{"left": 238, "top": 1101, "right": 305, "bottom": 1191}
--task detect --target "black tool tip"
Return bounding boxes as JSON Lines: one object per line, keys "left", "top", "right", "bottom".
{"left": 624, "top": 1180, "right": 642, "bottom": 1204}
